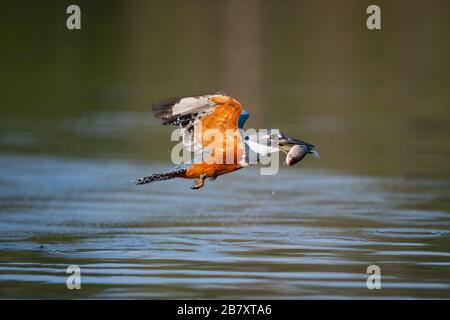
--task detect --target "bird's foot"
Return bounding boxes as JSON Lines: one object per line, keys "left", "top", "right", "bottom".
{"left": 191, "top": 174, "right": 207, "bottom": 190}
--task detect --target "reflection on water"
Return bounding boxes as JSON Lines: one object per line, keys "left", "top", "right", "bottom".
{"left": 0, "top": 154, "right": 449, "bottom": 299}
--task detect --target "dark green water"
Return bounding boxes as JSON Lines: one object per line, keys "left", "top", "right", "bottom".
{"left": 0, "top": 1, "right": 449, "bottom": 298}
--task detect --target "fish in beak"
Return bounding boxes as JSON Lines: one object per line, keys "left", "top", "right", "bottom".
{"left": 277, "top": 132, "right": 320, "bottom": 166}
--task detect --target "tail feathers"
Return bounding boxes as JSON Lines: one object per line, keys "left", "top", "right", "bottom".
{"left": 132, "top": 168, "right": 186, "bottom": 185}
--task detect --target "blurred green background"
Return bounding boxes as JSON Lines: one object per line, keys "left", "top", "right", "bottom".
{"left": 1, "top": 0, "right": 449, "bottom": 178}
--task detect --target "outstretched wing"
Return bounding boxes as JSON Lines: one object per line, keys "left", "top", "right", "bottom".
{"left": 152, "top": 94, "right": 249, "bottom": 164}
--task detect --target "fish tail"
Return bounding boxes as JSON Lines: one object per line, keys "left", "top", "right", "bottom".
{"left": 309, "top": 148, "right": 320, "bottom": 158}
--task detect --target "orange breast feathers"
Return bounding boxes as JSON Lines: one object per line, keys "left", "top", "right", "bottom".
{"left": 200, "top": 96, "right": 244, "bottom": 164}
{"left": 185, "top": 96, "right": 245, "bottom": 178}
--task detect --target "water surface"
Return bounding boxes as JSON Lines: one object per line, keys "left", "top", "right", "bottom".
{"left": 0, "top": 153, "right": 449, "bottom": 299}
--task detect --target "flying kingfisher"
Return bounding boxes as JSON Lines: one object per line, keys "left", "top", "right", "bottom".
{"left": 133, "top": 94, "right": 319, "bottom": 189}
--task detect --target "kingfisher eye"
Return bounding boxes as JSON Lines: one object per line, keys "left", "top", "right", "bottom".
{"left": 244, "top": 136, "right": 249, "bottom": 140}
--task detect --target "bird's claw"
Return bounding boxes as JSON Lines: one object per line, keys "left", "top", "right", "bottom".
{"left": 191, "top": 174, "right": 207, "bottom": 189}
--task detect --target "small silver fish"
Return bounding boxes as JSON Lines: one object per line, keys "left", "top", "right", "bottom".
{"left": 285, "top": 145, "right": 308, "bottom": 166}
